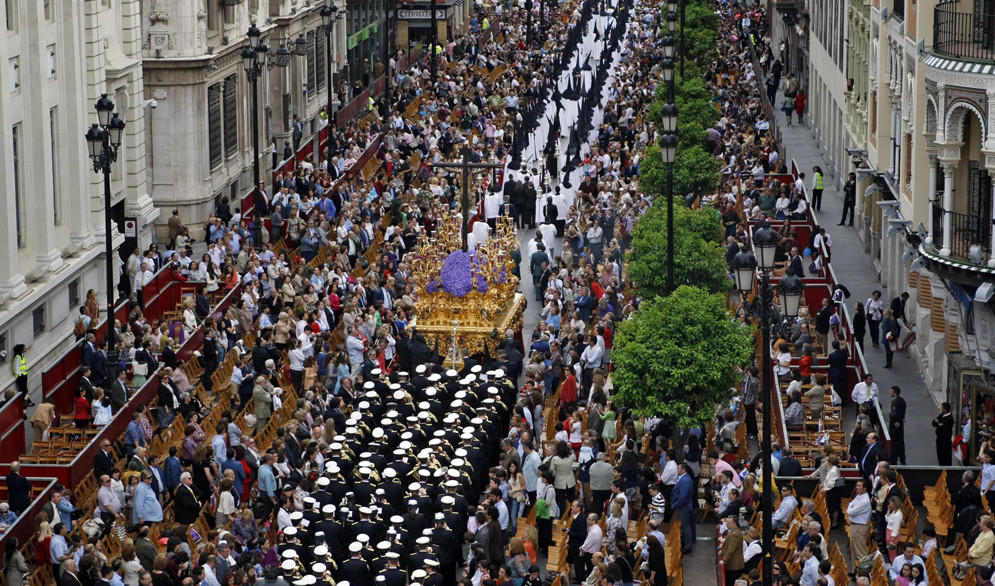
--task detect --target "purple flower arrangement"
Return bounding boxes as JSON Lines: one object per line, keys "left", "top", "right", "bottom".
{"left": 431, "top": 250, "right": 503, "bottom": 297}
{"left": 441, "top": 251, "right": 474, "bottom": 297}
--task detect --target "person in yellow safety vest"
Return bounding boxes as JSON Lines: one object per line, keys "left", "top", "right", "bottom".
{"left": 11, "top": 343, "right": 33, "bottom": 407}
{"left": 482, "top": 17, "right": 489, "bottom": 30}
{"left": 435, "top": 43, "right": 443, "bottom": 55}
{"left": 368, "top": 96, "right": 375, "bottom": 112}
{"left": 811, "top": 165, "right": 824, "bottom": 212}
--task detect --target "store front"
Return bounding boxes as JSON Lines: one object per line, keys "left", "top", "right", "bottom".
{"left": 949, "top": 351, "right": 995, "bottom": 464}
{"left": 396, "top": 0, "right": 469, "bottom": 53}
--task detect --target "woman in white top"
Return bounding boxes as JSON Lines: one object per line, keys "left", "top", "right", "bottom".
{"left": 91, "top": 389, "right": 113, "bottom": 426}
{"left": 289, "top": 337, "right": 313, "bottom": 392}
{"left": 215, "top": 478, "right": 236, "bottom": 528}
{"left": 884, "top": 495, "right": 904, "bottom": 558}
{"left": 775, "top": 342, "right": 792, "bottom": 377}
{"left": 818, "top": 454, "right": 843, "bottom": 529}
{"left": 549, "top": 441, "right": 577, "bottom": 516}
{"left": 182, "top": 297, "right": 198, "bottom": 339}
{"left": 775, "top": 193, "right": 791, "bottom": 218}
{"left": 204, "top": 262, "right": 220, "bottom": 293}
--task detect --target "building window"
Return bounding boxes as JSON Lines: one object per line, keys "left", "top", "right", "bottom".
{"left": 208, "top": 83, "right": 222, "bottom": 168}
{"left": 32, "top": 305, "right": 45, "bottom": 335}
{"left": 316, "top": 31, "right": 326, "bottom": 91}
{"left": 5, "top": 0, "right": 15, "bottom": 31}
{"left": 13, "top": 123, "right": 24, "bottom": 248}
{"left": 69, "top": 280, "right": 80, "bottom": 308}
{"left": 223, "top": 74, "right": 238, "bottom": 157}
{"left": 47, "top": 44, "right": 55, "bottom": 78}
{"left": 9, "top": 57, "right": 19, "bottom": 92}
{"left": 51, "top": 107, "right": 61, "bottom": 225}
{"left": 307, "top": 31, "right": 316, "bottom": 99}
{"left": 207, "top": 1, "right": 216, "bottom": 32}
{"left": 0, "top": 332, "right": 7, "bottom": 363}
{"left": 43, "top": 0, "right": 51, "bottom": 20}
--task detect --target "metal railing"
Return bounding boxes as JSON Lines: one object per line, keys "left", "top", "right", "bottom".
{"left": 933, "top": 1, "right": 995, "bottom": 62}
{"left": 932, "top": 201, "right": 993, "bottom": 262}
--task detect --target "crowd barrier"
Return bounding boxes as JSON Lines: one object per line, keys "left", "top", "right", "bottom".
{"left": 746, "top": 160, "right": 889, "bottom": 457}
{"left": 0, "top": 283, "right": 242, "bottom": 488}
{"left": 0, "top": 477, "right": 61, "bottom": 554}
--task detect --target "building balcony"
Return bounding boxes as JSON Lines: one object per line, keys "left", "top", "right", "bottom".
{"left": 921, "top": 202, "right": 995, "bottom": 285}
{"left": 933, "top": 0, "right": 995, "bottom": 62}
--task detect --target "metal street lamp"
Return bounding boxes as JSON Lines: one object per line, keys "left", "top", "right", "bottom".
{"left": 662, "top": 35, "right": 675, "bottom": 59}
{"left": 384, "top": 0, "right": 396, "bottom": 110}
{"left": 732, "top": 240, "right": 804, "bottom": 586}
{"left": 661, "top": 103, "right": 678, "bottom": 134}
{"left": 660, "top": 131, "right": 678, "bottom": 293}
{"left": 661, "top": 57, "right": 674, "bottom": 84}
{"left": 321, "top": 3, "right": 338, "bottom": 131}
{"left": 244, "top": 25, "right": 293, "bottom": 243}
{"left": 294, "top": 34, "right": 308, "bottom": 57}
{"left": 84, "top": 94, "right": 126, "bottom": 390}
{"left": 430, "top": 0, "right": 439, "bottom": 85}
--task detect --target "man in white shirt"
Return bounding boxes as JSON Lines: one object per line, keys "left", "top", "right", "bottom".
{"left": 772, "top": 484, "right": 798, "bottom": 530}
{"left": 851, "top": 373, "right": 879, "bottom": 406}
{"left": 579, "top": 513, "right": 603, "bottom": 578}
{"left": 888, "top": 542, "right": 926, "bottom": 582}
{"left": 580, "top": 335, "right": 602, "bottom": 390}
{"left": 846, "top": 478, "right": 873, "bottom": 561}
{"left": 799, "top": 543, "right": 821, "bottom": 586}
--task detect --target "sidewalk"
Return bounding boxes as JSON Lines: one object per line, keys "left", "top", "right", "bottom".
{"left": 772, "top": 90, "right": 939, "bottom": 465}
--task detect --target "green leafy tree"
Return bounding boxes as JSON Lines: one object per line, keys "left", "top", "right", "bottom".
{"left": 680, "top": 2, "right": 720, "bottom": 62}
{"left": 612, "top": 286, "right": 754, "bottom": 429}
{"left": 627, "top": 204, "right": 730, "bottom": 296}
{"left": 674, "top": 143, "right": 722, "bottom": 195}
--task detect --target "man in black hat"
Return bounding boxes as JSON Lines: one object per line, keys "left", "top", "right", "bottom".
{"left": 340, "top": 543, "right": 372, "bottom": 586}
{"left": 431, "top": 513, "right": 460, "bottom": 586}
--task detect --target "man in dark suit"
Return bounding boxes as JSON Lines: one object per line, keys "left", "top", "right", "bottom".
{"left": 778, "top": 447, "right": 804, "bottom": 477}
{"left": 786, "top": 247, "right": 804, "bottom": 277}
{"left": 253, "top": 182, "right": 269, "bottom": 218}
{"left": 94, "top": 440, "right": 115, "bottom": 479}
{"left": 173, "top": 472, "right": 202, "bottom": 525}
{"left": 933, "top": 401, "right": 954, "bottom": 466}
{"left": 888, "top": 386, "right": 907, "bottom": 465}
{"left": 373, "top": 284, "right": 394, "bottom": 311}
{"left": 78, "top": 367, "right": 96, "bottom": 403}
{"left": 110, "top": 370, "right": 128, "bottom": 413}
{"left": 5, "top": 460, "right": 32, "bottom": 514}
{"left": 860, "top": 432, "right": 882, "bottom": 479}
{"left": 58, "top": 560, "right": 83, "bottom": 586}
{"left": 566, "top": 500, "right": 588, "bottom": 582}
{"left": 81, "top": 334, "right": 99, "bottom": 372}
{"left": 826, "top": 341, "right": 849, "bottom": 402}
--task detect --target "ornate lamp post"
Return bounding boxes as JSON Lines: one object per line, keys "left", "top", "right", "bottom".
{"left": 732, "top": 233, "right": 804, "bottom": 586}
{"left": 321, "top": 3, "right": 339, "bottom": 129}
{"left": 242, "top": 25, "right": 292, "bottom": 241}
{"left": 84, "top": 94, "right": 126, "bottom": 388}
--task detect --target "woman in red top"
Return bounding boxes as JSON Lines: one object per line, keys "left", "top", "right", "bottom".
{"left": 799, "top": 348, "right": 814, "bottom": 383}
{"left": 73, "top": 388, "right": 91, "bottom": 428}
{"left": 34, "top": 521, "right": 52, "bottom": 566}
{"left": 234, "top": 445, "right": 253, "bottom": 502}
{"left": 559, "top": 371, "right": 578, "bottom": 405}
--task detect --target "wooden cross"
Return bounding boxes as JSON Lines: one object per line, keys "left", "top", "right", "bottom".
{"left": 434, "top": 147, "right": 505, "bottom": 251}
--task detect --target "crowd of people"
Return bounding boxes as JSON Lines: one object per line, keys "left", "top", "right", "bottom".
{"left": 1, "top": 0, "right": 692, "bottom": 586}
{"left": 8, "top": 0, "right": 978, "bottom": 584}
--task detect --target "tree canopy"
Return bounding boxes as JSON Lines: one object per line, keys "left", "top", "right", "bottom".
{"left": 611, "top": 286, "right": 754, "bottom": 426}
{"left": 627, "top": 202, "right": 730, "bottom": 297}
